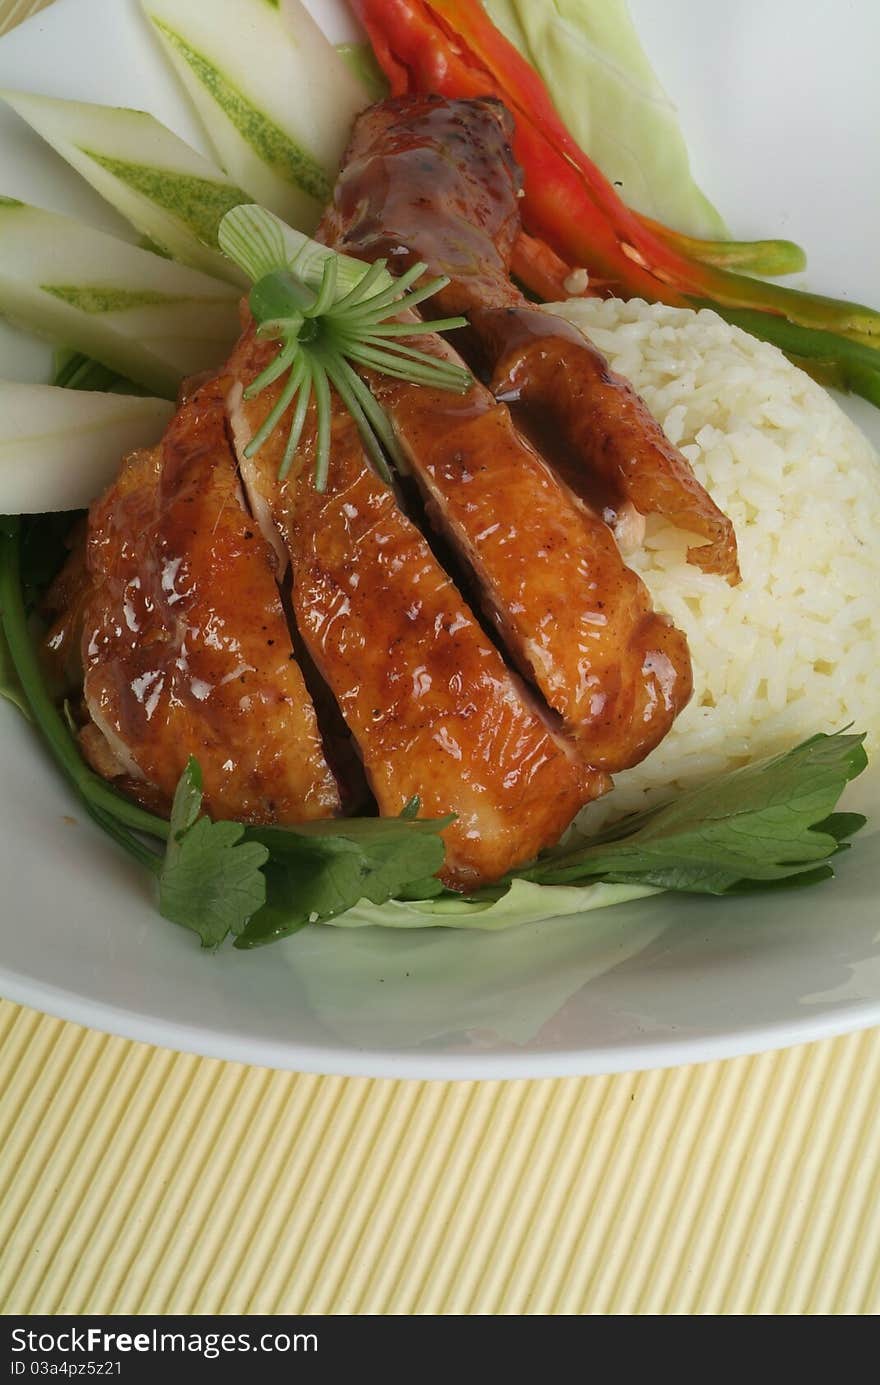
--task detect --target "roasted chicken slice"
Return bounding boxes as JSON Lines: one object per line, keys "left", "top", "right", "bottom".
{"left": 358, "top": 333, "right": 692, "bottom": 772}
{"left": 472, "top": 304, "right": 740, "bottom": 581}
{"left": 83, "top": 376, "right": 341, "bottom": 824}
{"left": 322, "top": 93, "right": 739, "bottom": 583}
{"left": 226, "top": 324, "right": 606, "bottom": 889}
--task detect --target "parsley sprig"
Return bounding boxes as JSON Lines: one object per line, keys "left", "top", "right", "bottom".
{"left": 519, "top": 733, "right": 868, "bottom": 895}
{"left": 159, "top": 758, "right": 270, "bottom": 946}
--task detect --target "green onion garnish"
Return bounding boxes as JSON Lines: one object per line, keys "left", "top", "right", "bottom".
{"left": 218, "top": 204, "right": 472, "bottom": 489}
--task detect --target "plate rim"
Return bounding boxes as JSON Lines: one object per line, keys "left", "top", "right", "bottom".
{"left": 3, "top": 954, "right": 880, "bottom": 1079}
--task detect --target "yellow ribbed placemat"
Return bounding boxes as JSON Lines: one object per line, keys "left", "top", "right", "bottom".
{"left": 2, "top": 0, "right": 879, "bottom": 1317}
{"left": 1, "top": 998, "right": 879, "bottom": 1314}
{"left": 0, "top": 0, "right": 47, "bottom": 34}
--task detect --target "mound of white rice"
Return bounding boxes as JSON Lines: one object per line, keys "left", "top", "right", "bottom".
{"left": 547, "top": 296, "right": 880, "bottom": 822}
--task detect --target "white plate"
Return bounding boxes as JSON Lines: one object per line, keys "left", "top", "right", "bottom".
{"left": 0, "top": 0, "right": 878, "bottom": 1078}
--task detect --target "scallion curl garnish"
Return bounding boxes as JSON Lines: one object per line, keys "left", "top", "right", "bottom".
{"left": 218, "top": 204, "right": 472, "bottom": 489}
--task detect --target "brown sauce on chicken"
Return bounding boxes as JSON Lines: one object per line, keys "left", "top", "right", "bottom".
{"left": 225, "top": 325, "right": 606, "bottom": 889}
{"left": 82, "top": 377, "right": 341, "bottom": 824}
{"left": 358, "top": 333, "right": 692, "bottom": 771}
{"left": 322, "top": 94, "right": 739, "bottom": 583}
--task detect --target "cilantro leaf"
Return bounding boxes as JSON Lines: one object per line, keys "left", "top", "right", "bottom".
{"left": 522, "top": 732, "right": 868, "bottom": 894}
{"left": 159, "top": 758, "right": 269, "bottom": 947}
{"left": 160, "top": 818, "right": 270, "bottom": 947}
{"left": 166, "top": 754, "right": 203, "bottom": 838}
{"left": 234, "top": 815, "right": 450, "bottom": 948}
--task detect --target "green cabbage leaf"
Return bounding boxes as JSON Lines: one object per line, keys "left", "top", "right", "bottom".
{"left": 484, "top": 0, "right": 727, "bottom": 237}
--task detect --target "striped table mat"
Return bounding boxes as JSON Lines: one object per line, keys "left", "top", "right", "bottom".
{"left": 1, "top": 0, "right": 879, "bottom": 1317}
{"left": 1, "top": 1001, "right": 878, "bottom": 1314}
{"left": 0, "top": 0, "right": 47, "bottom": 35}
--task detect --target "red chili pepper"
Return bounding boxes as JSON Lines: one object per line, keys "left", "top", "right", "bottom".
{"left": 351, "top": 0, "right": 670, "bottom": 299}
{"left": 349, "top": 0, "right": 880, "bottom": 351}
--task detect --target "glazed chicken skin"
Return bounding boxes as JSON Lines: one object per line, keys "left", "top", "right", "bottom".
{"left": 319, "top": 149, "right": 693, "bottom": 771}
{"left": 225, "top": 324, "right": 606, "bottom": 889}
{"left": 322, "top": 94, "right": 739, "bottom": 583}
{"left": 353, "top": 333, "right": 692, "bottom": 772}
{"left": 83, "top": 376, "right": 341, "bottom": 824}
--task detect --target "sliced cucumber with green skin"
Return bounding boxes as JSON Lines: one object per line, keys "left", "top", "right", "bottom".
{"left": 0, "top": 200, "right": 241, "bottom": 398}
{"left": 0, "top": 381, "right": 174, "bottom": 513}
{"left": 141, "top": 0, "right": 370, "bottom": 233}
{"left": 336, "top": 42, "right": 391, "bottom": 102}
{"left": 1, "top": 90, "right": 249, "bottom": 286}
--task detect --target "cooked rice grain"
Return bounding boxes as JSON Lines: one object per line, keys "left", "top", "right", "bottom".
{"left": 546, "top": 297, "right": 880, "bottom": 822}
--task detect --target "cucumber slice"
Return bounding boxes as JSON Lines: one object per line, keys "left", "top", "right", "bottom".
{"left": 336, "top": 42, "right": 391, "bottom": 102}
{"left": 1, "top": 90, "right": 249, "bottom": 286}
{"left": 0, "top": 199, "right": 241, "bottom": 398}
{"left": 0, "top": 381, "right": 174, "bottom": 513}
{"left": 141, "top": 0, "right": 370, "bottom": 232}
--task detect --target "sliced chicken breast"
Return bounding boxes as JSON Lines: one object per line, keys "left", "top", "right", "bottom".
{"left": 363, "top": 338, "right": 693, "bottom": 772}
{"left": 226, "top": 325, "right": 606, "bottom": 889}
{"left": 83, "top": 375, "right": 341, "bottom": 824}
